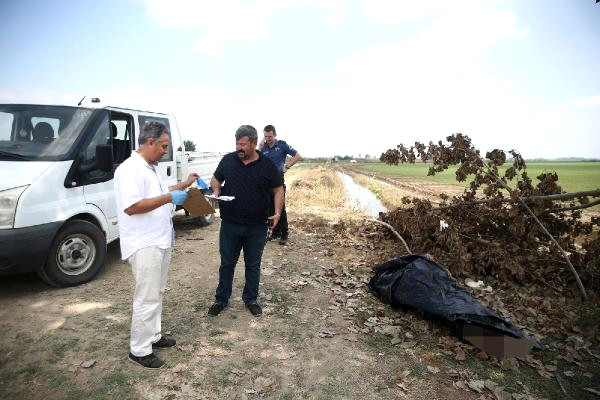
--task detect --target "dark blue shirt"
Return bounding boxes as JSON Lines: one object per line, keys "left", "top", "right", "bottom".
{"left": 214, "top": 151, "right": 283, "bottom": 225}
{"left": 261, "top": 140, "right": 297, "bottom": 173}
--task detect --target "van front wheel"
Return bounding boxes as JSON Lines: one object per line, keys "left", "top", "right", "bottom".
{"left": 38, "top": 220, "right": 107, "bottom": 287}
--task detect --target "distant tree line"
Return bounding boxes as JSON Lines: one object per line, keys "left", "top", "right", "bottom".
{"left": 177, "top": 140, "right": 197, "bottom": 152}
{"left": 302, "top": 154, "right": 380, "bottom": 163}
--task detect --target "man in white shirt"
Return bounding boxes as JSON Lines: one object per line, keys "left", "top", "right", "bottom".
{"left": 114, "top": 121, "right": 198, "bottom": 369}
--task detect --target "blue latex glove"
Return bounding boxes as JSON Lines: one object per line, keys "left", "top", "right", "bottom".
{"left": 170, "top": 190, "right": 188, "bottom": 205}
{"left": 196, "top": 178, "right": 208, "bottom": 189}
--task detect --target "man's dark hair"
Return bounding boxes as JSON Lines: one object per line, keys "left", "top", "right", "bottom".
{"left": 139, "top": 121, "right": 169, "bottom": 145}
{"left": 235, "top": 125, "right": 258, "bottom": 142}
{"left": 263, "top": 125, "right": 276, "bottom": 135}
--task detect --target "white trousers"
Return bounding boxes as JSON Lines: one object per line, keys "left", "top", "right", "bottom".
{"left": 128, "top": 246, "right": 172, "bottom": 357}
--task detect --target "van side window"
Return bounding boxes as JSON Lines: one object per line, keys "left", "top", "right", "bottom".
{"left": 0, "top": 112, "right": 14, "bottom": 140}
{"left": 110, "top": 112, "right": 133, "bottom": 165}
{"left": 31, "top": 117, "right": 59, "bottom": 142}
{"left": 82, "top": 113, "right": 110, "bottom": 178}
{"left": 138, "top": 116, "right": 172, "bottom": 162}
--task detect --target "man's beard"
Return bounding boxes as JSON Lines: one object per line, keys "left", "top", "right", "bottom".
{"left": 237, "top": 150, "right": 246, "bottom": 159}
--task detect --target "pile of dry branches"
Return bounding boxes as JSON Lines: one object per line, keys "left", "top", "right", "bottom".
{"left": 379, "top": 134, "right": 599, "bottom": 298}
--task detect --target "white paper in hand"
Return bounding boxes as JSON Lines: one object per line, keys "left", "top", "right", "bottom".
{"left": 206, "top": 194, "right": 235, "bottom": 202}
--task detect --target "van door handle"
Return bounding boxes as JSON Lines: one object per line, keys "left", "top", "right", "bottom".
{"left": 167, "top": 166, "right": 171, "bottom": 176}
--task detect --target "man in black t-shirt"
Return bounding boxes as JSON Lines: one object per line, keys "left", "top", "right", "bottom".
{"left": 259, "top": 124, "right": 302, "bottom": 245}
{"left": 207, "top": 125, "right": 284, "bottom": 317}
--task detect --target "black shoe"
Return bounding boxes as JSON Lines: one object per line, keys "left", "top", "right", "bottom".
{"left": 128, "top": 352, "right": 164, "bottom": 369}
{"left": 208, "top": 302, "right": 226, "bottom": 316}
{"left": 278, "top": 236, "right": 288, "bottom": 246}
{"left": 245, "top": 302, "right": 262, "bottom": 317}
{"left": 152, "top": 336, "right": 176, "bottom": 348}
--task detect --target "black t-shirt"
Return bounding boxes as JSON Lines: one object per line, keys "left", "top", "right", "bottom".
{"left": 214, "top": 151, "right": 283, "bottom": 225}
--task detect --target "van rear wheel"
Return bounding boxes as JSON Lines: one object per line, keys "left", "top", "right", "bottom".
{"left": 192, "top": 213, "right": 215, "bottom": 227}
{"left": 38, "top": 220, "right": 107, "bottom": 287}
{"left": 190, "top": 189, "right": 217, "bottom": 227}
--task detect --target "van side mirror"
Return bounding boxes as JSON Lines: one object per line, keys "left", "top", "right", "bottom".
{"left": 78, "top": 144, "right": 113, "bottom": 173}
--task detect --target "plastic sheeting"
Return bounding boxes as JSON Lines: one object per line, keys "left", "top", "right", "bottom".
{"left": 369, "top": 254, "right": 541, "bottom": 356}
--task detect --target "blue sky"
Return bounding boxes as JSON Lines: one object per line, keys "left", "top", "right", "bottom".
{"left": 1, "top": 0, "right": 599, "bottom": 158}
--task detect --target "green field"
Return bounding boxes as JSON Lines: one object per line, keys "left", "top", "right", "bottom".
{"left": 354, "top": 162, "right": 600, "bottom": 193}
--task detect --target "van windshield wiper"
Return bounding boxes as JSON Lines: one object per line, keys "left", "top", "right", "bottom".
{"left": 0, "top": 150, "right": 30, "bottom": 160}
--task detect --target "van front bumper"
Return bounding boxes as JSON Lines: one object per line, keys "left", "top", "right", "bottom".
{"left": 0, "top": 222, "right": 62, "bottom": 275}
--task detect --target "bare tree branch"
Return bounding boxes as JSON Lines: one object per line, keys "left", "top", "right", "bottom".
{"left": 437, "top": 189, "right": 600, "bottom": 210}
{"left": 555, "top": 376, "right": 569, "bottom": 398}
{"left": 545, "top": 198, "right": 600, "bottom": 214}
{"left": 480, "top": 162, "right": 588, "bottom": 302}
{"left": 367, "top": 218, "right": 413, "bottom": 255}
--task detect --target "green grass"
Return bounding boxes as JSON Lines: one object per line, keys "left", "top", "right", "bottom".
{"left": 363, "top": 333, "right": 389, "bottom": 352}
{"left": 355, "top": 161, "right": 600, "bottom": 193}
{"left": 519, "top": 162, "right": 600, "bottom": 192}
{"left": 268, "top": 287, "right": 299, "bottom": 319}
{"left": 244, "top": 358, "right": 260, "bottom": 369}
{"left": 410, "top": 362, "right": 426, "bottom": 378}
{"left": 18, "top": 361, "right": 41, "bottom": 376}
{"left": 284, "top": 328, "right": 303, "bottom": 350}
{"left": 4, "top": 362, "right": 139, "bottom": 400}
{"left": 85, "top": 337, "right": 109, "bottom": 353}
{"left": 210, "top": 338, "right": 234, "bottom": 351}
{"left": 357, "top": 162, "right": 463, "bottom": 186}
{"left": 315, "top": 369, "right": 350, "bottom": 397}
{"left": 50, "top": 338, "right": 80, "bottom": 360}
{"left": 207, "top": 366, "right": 237, "bottom": 387}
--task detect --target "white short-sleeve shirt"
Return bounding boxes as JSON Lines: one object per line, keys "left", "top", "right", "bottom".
{"left": 114, "top": 151, "right": 174, "bottom": 260}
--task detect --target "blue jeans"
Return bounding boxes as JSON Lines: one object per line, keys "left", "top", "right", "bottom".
{"left": 215, "top": 220, "right": 268, "bottom": 305}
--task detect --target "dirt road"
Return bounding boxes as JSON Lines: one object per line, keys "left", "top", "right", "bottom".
{"left": 1, "top": 165, "right": 597, "bottom": 399}
{"left": 0, "top": 211, "right": 477, "bottom": 400}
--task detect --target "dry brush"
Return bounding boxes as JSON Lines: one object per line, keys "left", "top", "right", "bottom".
{"left": 379, "top": 134, "right": 600, "bottom": 300}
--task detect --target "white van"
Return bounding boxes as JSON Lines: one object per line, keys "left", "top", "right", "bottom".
{"left": 0, "top": 101, "right": 221, "bottom": 286}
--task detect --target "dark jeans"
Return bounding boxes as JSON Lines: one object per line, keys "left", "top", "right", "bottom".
{"left": 215, "top": 220, "right": 268, "bottom": 305}
{"left": 271, "top": 173, "right": 288, "bottom": 239}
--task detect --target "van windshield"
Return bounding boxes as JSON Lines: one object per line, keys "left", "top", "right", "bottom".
{"left": 0, "top": 104, "right": 95, "bottom": 161}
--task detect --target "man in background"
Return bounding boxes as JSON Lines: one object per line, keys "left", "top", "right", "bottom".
{"left": 259, "top": 125, "right": 302, "bottom": 245}
{"left": 208, "top": 125, "right": 284, "bottom": 317}
{"left": 114, "top": 121, "right": 198, "bottom": 369}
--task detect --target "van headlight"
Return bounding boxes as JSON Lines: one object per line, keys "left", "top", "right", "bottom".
{"left": 0, "top": 185, "right": 28, "bottom": 229}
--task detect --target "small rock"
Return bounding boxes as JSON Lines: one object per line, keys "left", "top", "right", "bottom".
{"left": 172, "top": 363, "right": 187, "bottom": 373}
{"left": 466, "top": 379, "right": 485, "bottom": 393}
{"left": 80, "top": 359, "right": 96, "bottom": 368}
{"left": 427, "top": 366, "right": 440, "bottom": 374}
